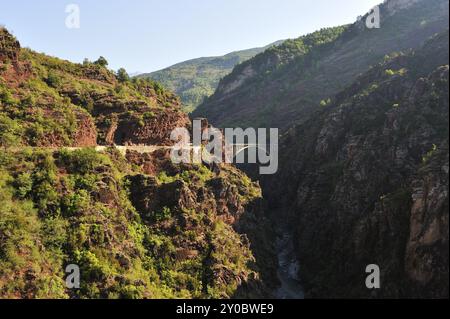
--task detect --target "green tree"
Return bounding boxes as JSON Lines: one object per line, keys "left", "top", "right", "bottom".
{"left": 116, "top": 68, "right": 130, "bottom": 83}
{"left": 94, "top": 56, "right": 108, "bottom": 67}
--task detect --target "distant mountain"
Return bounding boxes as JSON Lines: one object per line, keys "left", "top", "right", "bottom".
{"left": 137, "top": 41, "right": 283, "bottom": 112}
{"left": 193, "top": 0, "right": 449, "bottom": 129}
{"left": 129, "top": 71, "right": 143, "bottom": 77}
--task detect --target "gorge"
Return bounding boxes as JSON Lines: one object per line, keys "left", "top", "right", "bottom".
{"left": 1, "top": 0, "right": 449, "bottom": 299}
{"left": 194, "top": 0, "right": 449, "bottom": 299}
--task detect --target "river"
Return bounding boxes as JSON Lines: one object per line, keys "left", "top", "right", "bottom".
{"left": 274, "top": 228, "right": 305, "bottom": 299}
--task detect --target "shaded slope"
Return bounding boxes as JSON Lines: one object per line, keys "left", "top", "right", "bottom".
{"left": 266, "top": 30, "right": 449, "bottom": 298}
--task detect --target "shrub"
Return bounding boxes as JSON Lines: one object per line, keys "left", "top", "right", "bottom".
{"left": 0, "top": 114, "right": 22, "bottom": 147}
{"left": 61, "top": 189, "right": 90, "bottom": 217}
{"left": 154, "top": 206, "right": 172, "bottom": 222}
{"left": 45, "top": 71, "right": 61, "bottom": 88}
{"left": 422, "top": 144, "right": 437, "bottom": 163}
{"left": 143, "top": 111, "right": 156, "bottom": 120}
{"left": 385, "top": 69, "right": 395, "bottom": 76}
{"left": 0, "top": 86, "right": 19, "bottom": 106}
{"left": 14, "top": 172, "right": 33, "bottom": 199}
{"left": 153, "top": 82, "right": 165, "bottom": 95}
{"left": 58, "top": 148, "right": 105, "bottom": 175}
{"left": 320, "top": 98, "right": 331, "bottom": 107}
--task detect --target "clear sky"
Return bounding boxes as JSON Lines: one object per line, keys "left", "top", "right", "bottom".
{"left": 1, "top": 0, "right": 381, "bottom": 73}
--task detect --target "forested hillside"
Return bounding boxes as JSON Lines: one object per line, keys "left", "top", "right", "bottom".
{"left": 138, "top": 41, "right": 283, "bottom": 112}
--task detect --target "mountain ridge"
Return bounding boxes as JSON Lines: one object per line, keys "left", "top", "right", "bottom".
{"left": 193, "top": 0, "right": 449, "bottom": 129}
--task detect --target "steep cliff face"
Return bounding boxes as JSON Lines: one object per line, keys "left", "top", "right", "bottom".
{"left": 266, "top": 31, "right": 449, "bottom": 298}
{"left": 0, "top": 147, "right": 276, "bottom": 298}
{"left": 193, "top": 0, "right": 449, "bottom": 129}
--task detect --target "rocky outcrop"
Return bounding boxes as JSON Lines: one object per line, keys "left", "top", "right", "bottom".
{"left": 72, "top": 111, "right": 98, "bottom": 147}
{"left": 112, "top": 109, "right": 190, "bottom": 146}
{"left": 0, "top": 28, "right": 32, "bottom": 88}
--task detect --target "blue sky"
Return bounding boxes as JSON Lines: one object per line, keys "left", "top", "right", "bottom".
{"left": 1, "top": 0, "right": 381, "bottom": 73}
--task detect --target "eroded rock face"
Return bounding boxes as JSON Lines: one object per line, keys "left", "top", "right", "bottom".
{"left": 72, "top": 111, "right": 98, "bottom": 147}
{"left": 265, "top": 32, "right": 449, "bottom": 298}
{"left": 0, "top": 28, "right": 32, "bottom": 88}
{"left": 125, "top": 151, "right": 263, "bottom": 227}
{"left": 113, "top": 109, "right": 190, "bottom": 146}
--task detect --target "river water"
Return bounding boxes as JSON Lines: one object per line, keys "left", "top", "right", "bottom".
{"left": 274, "top": 229, "right": 305, "bottom": 299}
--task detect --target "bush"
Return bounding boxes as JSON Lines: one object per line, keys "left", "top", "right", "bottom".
{"left": 143, "top": 111, "right": 156, "bottom": 120}
{"left": 58, "top": 148, "right": 105, "bottom": 175}
{"left": 61, "top": 189, "right": 90, "bottom": 217}
{"left": 154, "top": 206, "right": 172, "bottom": 222}
{"left": 385, "top": 69, "right": 395, "bottom": 76}
{"left": 0, "top": 114, "right": 22, "bottom": 147}
{"left": 45, "top": 71, "right": 61, "bottom": 88}
{"left": 14, "top": 172, "right": 33, "bottom": 199}
{"left": 153, "top": 82, "right": 165, "bottom": 95}
{"left": 0, "top": 86, "right": 19, "bottom": 106}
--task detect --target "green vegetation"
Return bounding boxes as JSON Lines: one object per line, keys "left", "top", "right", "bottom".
{"left": 422, "top": 144, "right": 438, "bottom": 163}
{"left": 0, "top": 28, "right": 181, "bottom": 147}
{"left": 0, "top": 148, "right": 262, "bottom": 298}
{"left": 94, "top": 56, "right": 108, "bottom": 68}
